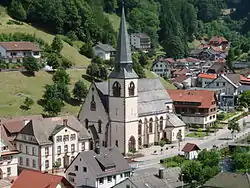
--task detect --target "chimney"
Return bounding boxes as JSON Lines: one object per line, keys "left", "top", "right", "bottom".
{"left": 95, "top": 146, "right": 100, "bottom": 154}
{"left": 63, "top": 119, "right": 68, "bottom": 126}
{"left": 159, "top": 168, "right": 165, "bottom": 179}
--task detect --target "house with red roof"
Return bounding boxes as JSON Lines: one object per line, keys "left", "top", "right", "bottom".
{"left": 11, "top": 169, "right": 73, "bottom": 188}
{"left": 0, "top": 42, "right": 41, "bottom": 63}
{"left": 198, "top": 73, "right": 217, "bottom": 87}
{"left": 168, "top": 90, "right": 217, "bottom": 128}
{"left": 182, "top": 143, "right": 200, "bottom": 160}
{"left": 0, "top": 123, "right": 19, "bottom": 179}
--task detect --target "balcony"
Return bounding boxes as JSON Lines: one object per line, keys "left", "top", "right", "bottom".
{"left": 179, "top": 112, "right": 209, "bottom": 117}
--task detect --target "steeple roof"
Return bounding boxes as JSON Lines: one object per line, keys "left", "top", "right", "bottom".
{"left": 109, "top": 5, "right": 138, "bottom": 79}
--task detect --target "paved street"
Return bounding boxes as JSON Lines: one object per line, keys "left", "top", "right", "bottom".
{"left": 131, "top": 115, "right": 250, "bottom": 170}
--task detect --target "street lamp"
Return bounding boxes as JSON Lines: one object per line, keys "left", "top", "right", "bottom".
{"left": 181, "top": 173, "right": 184, "bottom": 188}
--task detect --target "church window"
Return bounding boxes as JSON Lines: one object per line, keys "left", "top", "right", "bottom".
{"left": 149, "top": 118, "right": 153, "bottom": 133}
{"left": 85, "top": 119, "right": 89, "bottom": 129}
{"left": 98, "top": 120, "right": 102, "bottom": 133}
{"left": 138, "top": 120, "right": 142, "bottom": 135}
{"left": 116, "top": 108, "right": 118, "bottom": 115}
{"left": 167, "top": 106, "right": 170, "bottom": 112}
{"left": 159, "top": 116, "right": 163, "bottom": 131}
{"left": 128, "top": 82, "right": 135, "bottom": 96}
{"left": 90, "top": 95, "right": 96, "bottom": 111}
{"left": 113, "top": 82, "right": 121, "bottom": 97}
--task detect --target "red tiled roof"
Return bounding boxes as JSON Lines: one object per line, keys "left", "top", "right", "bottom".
{"left": 11, "top": 170, "right": 74, "bottom": 188}
{"left": 209, "top": 36, "right": 228, "bottom": 44}
{"left": 173, "top": 75, "right": 189, "bottom": 83}
{"left": 173, "top": 68, "right": 188, "bottom": 75}
{"left": 168, "top": 89, "right": 216, "bottom": 108}
{"left": 198, "top": 44, "right": 209, "bottom": 49}
{"left": 198, "top": 73, "right": 217, "bottom": 79}
{"left": 164, "top": 58, "right": 175, "bottom": 64}
{"left": 0, "top": 42, "right": 41, "bottom": 51}
{"left": 182, "top": 143, "right": 200, "bottom": 152}
{"left": 240, "top": 75, "right": 250, "bottom": 85}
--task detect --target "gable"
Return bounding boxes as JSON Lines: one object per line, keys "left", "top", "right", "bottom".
{"left": 206, "top": 75, "right": 238, "bottom": 89}
{"left": 78, "top": 83, "right": 109, "bottom": 124}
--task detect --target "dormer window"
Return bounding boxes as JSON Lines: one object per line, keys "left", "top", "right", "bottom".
{"left": 112, "top": 82, "right": 121, "bottom": 97}
{"left": 128, "top": 82, "right": 135, "bottom": 96}
{"left": 90, "top": 95, "right": 96, "bottom": 111}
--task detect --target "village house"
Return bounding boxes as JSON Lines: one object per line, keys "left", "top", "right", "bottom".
{"left": 206, "top": 62, "right": 232, "bottom": 74}
{"left": 182, "top": 143, "right": 201, "bottom": 160}
{"left": 205, "top": 74, "right": 239, "bottom": 110}
{"left": 112, "top": 167, "right": 183, "bottom": 188}
{"left": 11, "top": 169, "right": 73, "bottom": 188}
{"left": 130, "top": 33, "right": 151, "bottom": 50}
{"left": 200, "top": 61, "right": 215, "bottom": 73}
{"left": 168, "top": 90, "right": 217, "bottom": 128}
{"left": 171, "top": 67, "right": 189, "bottom": 78}
{"left": 208, "top": 36, "right": 229, "bottom": 48}
{"left": 198, "top": 73, "right": 217, "bottom": 87}
{"left": 78, "top": 7, "right": 185, "bottom": 154}
{"left": 151, "top": 57, "right": 171, "bottom": 77}
{"left": 0, "top": 124, "right": 19, "bottom": 179}
{"left": 93, "top": 42, "right": 116, "bottom": 61}
{"left": 0, "top": 42, "right": 41, "bottom": 63}
{"left": 65, "top": 147, "right": 132, "bottom": 188}
{"left": 15, "top": 116, "right": 91, "bottom": 173}
{"left": 172, "top": 75, "right": 193, "bottom": 89}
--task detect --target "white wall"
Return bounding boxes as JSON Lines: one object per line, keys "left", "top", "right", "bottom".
{"left": 152, "top": 61, "right": 169, "bottom": 77}
{"left": 40, "top": 145, "right": 53, "bottom": 171}
{"left": 0, "top": 46, "right": 6, "bottom": 57}
{"left": 180, "top": 114, "right": 216, "bottom": 126}
{"left": 130, "top": 35, "right": 140, "bottom": 49}
{"left": 0, "top": 155, "right": 18, "bottom": 178}
{"left": 94, "top": 47, "right": 111, "bottom": 60}
{"left": 201, "top": 78, "right": 214, "bottom": 88}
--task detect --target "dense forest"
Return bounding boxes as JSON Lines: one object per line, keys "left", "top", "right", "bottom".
{"left": 2, "top": 0, "right": 250, "bottom": 60}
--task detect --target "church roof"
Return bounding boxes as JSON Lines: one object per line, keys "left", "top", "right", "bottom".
{"left": 95, "top": 78, "right": 172, "bottom": 116}
{"left": 108, "top": 6, "right": 138, "bottom": 79}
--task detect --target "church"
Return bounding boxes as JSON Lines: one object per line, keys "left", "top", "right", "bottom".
{"left": 78, "top": 7, "right": 186, "bottom": 154}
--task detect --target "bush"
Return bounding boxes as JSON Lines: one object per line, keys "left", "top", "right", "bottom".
{"left": 217, "top": 113, "right": 225, "bottom": 120}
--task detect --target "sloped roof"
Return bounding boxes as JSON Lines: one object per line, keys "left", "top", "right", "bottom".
{"left": 11, "top": 169, "right": 73, "bottom": 188}
{"left": 167, "top": 113, "right": 186, "bottom": 127}
{"left": 0, "top": 42, "right": 41, "bottom": 51}
{"left": 198, "top": 73, "right": 217, "bottom": 79}
{"left": 95, "top": 42, "right": 116, "bottom": 52}
{"left": 17, "top": 116, "right": 91, "bottom": 145}
{"left": 95, "top": 78, "right": 172, "bottom": 117}
{"left": 131, "top": 33, "right": 150, "bottom": 39}
{"left": 182, "top": 143, "right": 200, "bottom": 152}
{"left": 67, "top": 147, "right": 131, "bottom": 178}
{"left": 203, "top": 172, "right": 250, "bottom": 188}
{"left": 0, "top": 124, "right": 18, "bottom": 155}
{"left": 205, "top": 74, "right": 239, "bottom": 89}
{"left": 209, "top": 36, "right": 228, "bottom": 43}
{"left": 173, "top": 68, "right": 188, "bottom": 75}
{"left": 168, "top": 89, "right": 216, "bottom": 108}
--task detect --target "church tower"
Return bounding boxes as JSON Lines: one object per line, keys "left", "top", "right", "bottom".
{"left": 108, "top": 6, "right": 138, "bottom": 154}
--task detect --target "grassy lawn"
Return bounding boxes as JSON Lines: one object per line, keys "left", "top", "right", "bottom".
{"left": 144, "top": 69, "right": 176, "bottom": 89}
{"left": 221, "top": 111, "right": 240, "bottom": 121}
{"left": 106, "top": 13, "right": 120, "bottom": 31}
{"left": 0, "top": 70, "right": 90, "bottom": 117}
{"left": 186, "top": 131, "right": 208, "bottom": 138}
{"left": 0, "top": 7, "right": 90, "bottom": 67}
{"left": 162, "top": 156, "right": 189, "bottom": 168}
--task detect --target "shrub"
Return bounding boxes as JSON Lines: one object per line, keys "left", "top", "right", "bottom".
{"left": 217, "top": 113, "right": 225, "bottom": 120}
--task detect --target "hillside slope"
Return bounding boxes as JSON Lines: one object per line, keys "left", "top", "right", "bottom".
{"left": 0, "top": 7, "right": 90, "bottom": 66}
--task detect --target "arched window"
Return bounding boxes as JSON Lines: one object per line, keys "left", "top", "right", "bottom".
{"left": 128, "top": 136, "right": 136, "bottom": 151}
{"left": 149, "top": 118, "right": 153, "bottom": 133}
{"left": 167, "top": 106, "right": 170, "bottom": 112}
{"left": 98, "top": 120, "right": 102, "bottom": 133}
{"left": 85, "top": 119, "right": 89, "bottom": 129}
{"left": 128, "top": 81, "right": 135, "bottom": 96}
{"left": 138, "top": 120, "right": 142, "bottom": 135}
{"left": 159, "top": 116, "right": 163, "bottom": 131}
{"left": 90, "top": 95, "right": 96, "bottom": 111}
{"left": 112, "top": 82, "right": 121, "bottom": 97}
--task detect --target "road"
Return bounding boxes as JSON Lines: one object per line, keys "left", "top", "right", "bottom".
{"left": 131, "top": 115, "right": 250, "bottom": 171}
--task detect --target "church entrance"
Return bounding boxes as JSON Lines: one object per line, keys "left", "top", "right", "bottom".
{"left": 128, "top": 136, "right": 136, "bottom": 152}
{"left": 138, "top": 137, "right": 142, "bottom": 147}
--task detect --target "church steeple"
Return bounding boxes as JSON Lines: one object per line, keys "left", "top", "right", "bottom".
{"left": 109, "top": 5, "right": 138, "bottom": 79}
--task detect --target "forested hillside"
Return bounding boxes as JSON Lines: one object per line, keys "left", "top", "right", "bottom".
{"left": 2, "top": 0, "right": 250, "bottom": 60}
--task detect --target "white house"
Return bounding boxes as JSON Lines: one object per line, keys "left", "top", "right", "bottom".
{"left": 0, "top": 124, "right": 19, "bottom": 179}
{"left": 78, "top": 6, "right": 185, "bottom": 154}
{"left": 65, "top": 147, "right": 132, "bottom": 188}
{"left": 198, "top": 73, "right": 217, "bottom": 87}
{"left": 15, "top": 116, "right": 91, "bottom": 172}
{"left": 0, "top": 42, "right": 41, "bottom": 63}
{"left": 205, "top": 74, "right": 239, "bottom": 110}
{"left": 182, "top": 143, "right": 200, "bottom": 160}
{"left": 151, "top": 58, "right": 171, "bottom": 77}
{"left": 130, "top": 33, "right": 151, "bottom": 50}
{"left": 93, "top": 42, "right": 116, "bottom": 60}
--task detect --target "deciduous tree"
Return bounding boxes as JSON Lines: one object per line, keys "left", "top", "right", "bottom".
{"left": 51, "top": 35, "right": 63, "bottom": 53}
{"left": 52, "top": 69, "right": 70, "bottom": 85}
{"left": 73, "top": 80, "right": 88, "bottom": 101}
{"left": 23, "top": 56, "right": 41, "bottom": 75}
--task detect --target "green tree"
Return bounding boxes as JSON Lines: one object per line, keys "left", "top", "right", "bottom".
{"left": 138, "top": 52, "right": 149, "bottom": 67}
{"left": 8, "top": 0, "right": 27, "bottom": 21}
{"left": 61, "top": 57, "right": 73, "bottom": 68}
{"left": 23, "top": 97, "right": 34, "bottom": 110}
{"left": 238, "top": 91, "right": 250, "bottom": 107}
{"left": 51, "top": 35, "right": 63, "bottom": 53}
{"left": 132, "top": 54, "right": 146, "bottom": 78}
{"left": 47, "top": 53, "right": 61, "bottom": 69}
{"left": 228, "top": 120, "right": 241, "bottom": 139}
{"left": 197, "top": 149, "right": 220, "bottom": 167}
{"left": 44, "top": 98, "right": 64, "bottom": 116}
{"left": 181, "top": 161, "right": 203, "bottom": 184}
{"left": 43, "top": 83, "right": 70, "bottom": 102}
{"left": 23, "top": 56, "right": 41, "bottom": 75}
{"left": 73, "top": 80, "right": 88, "bottom": 101}
{"left": 226, "top": 48, "right": 235, "bottom": 70}
{"left": 176, "top": 130, "right": 183, "bottom": 151}
{"left": 86, "top": 63, "right": 99, "bottom": 78}
{"left": 52, "top": 69, "right": 70, "bottom": 85}
{"left": 92, "top": 56, "right": 103, "bottom": 64}
{"left": 80, "top": 42, "right": 94, "bottom": 58}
